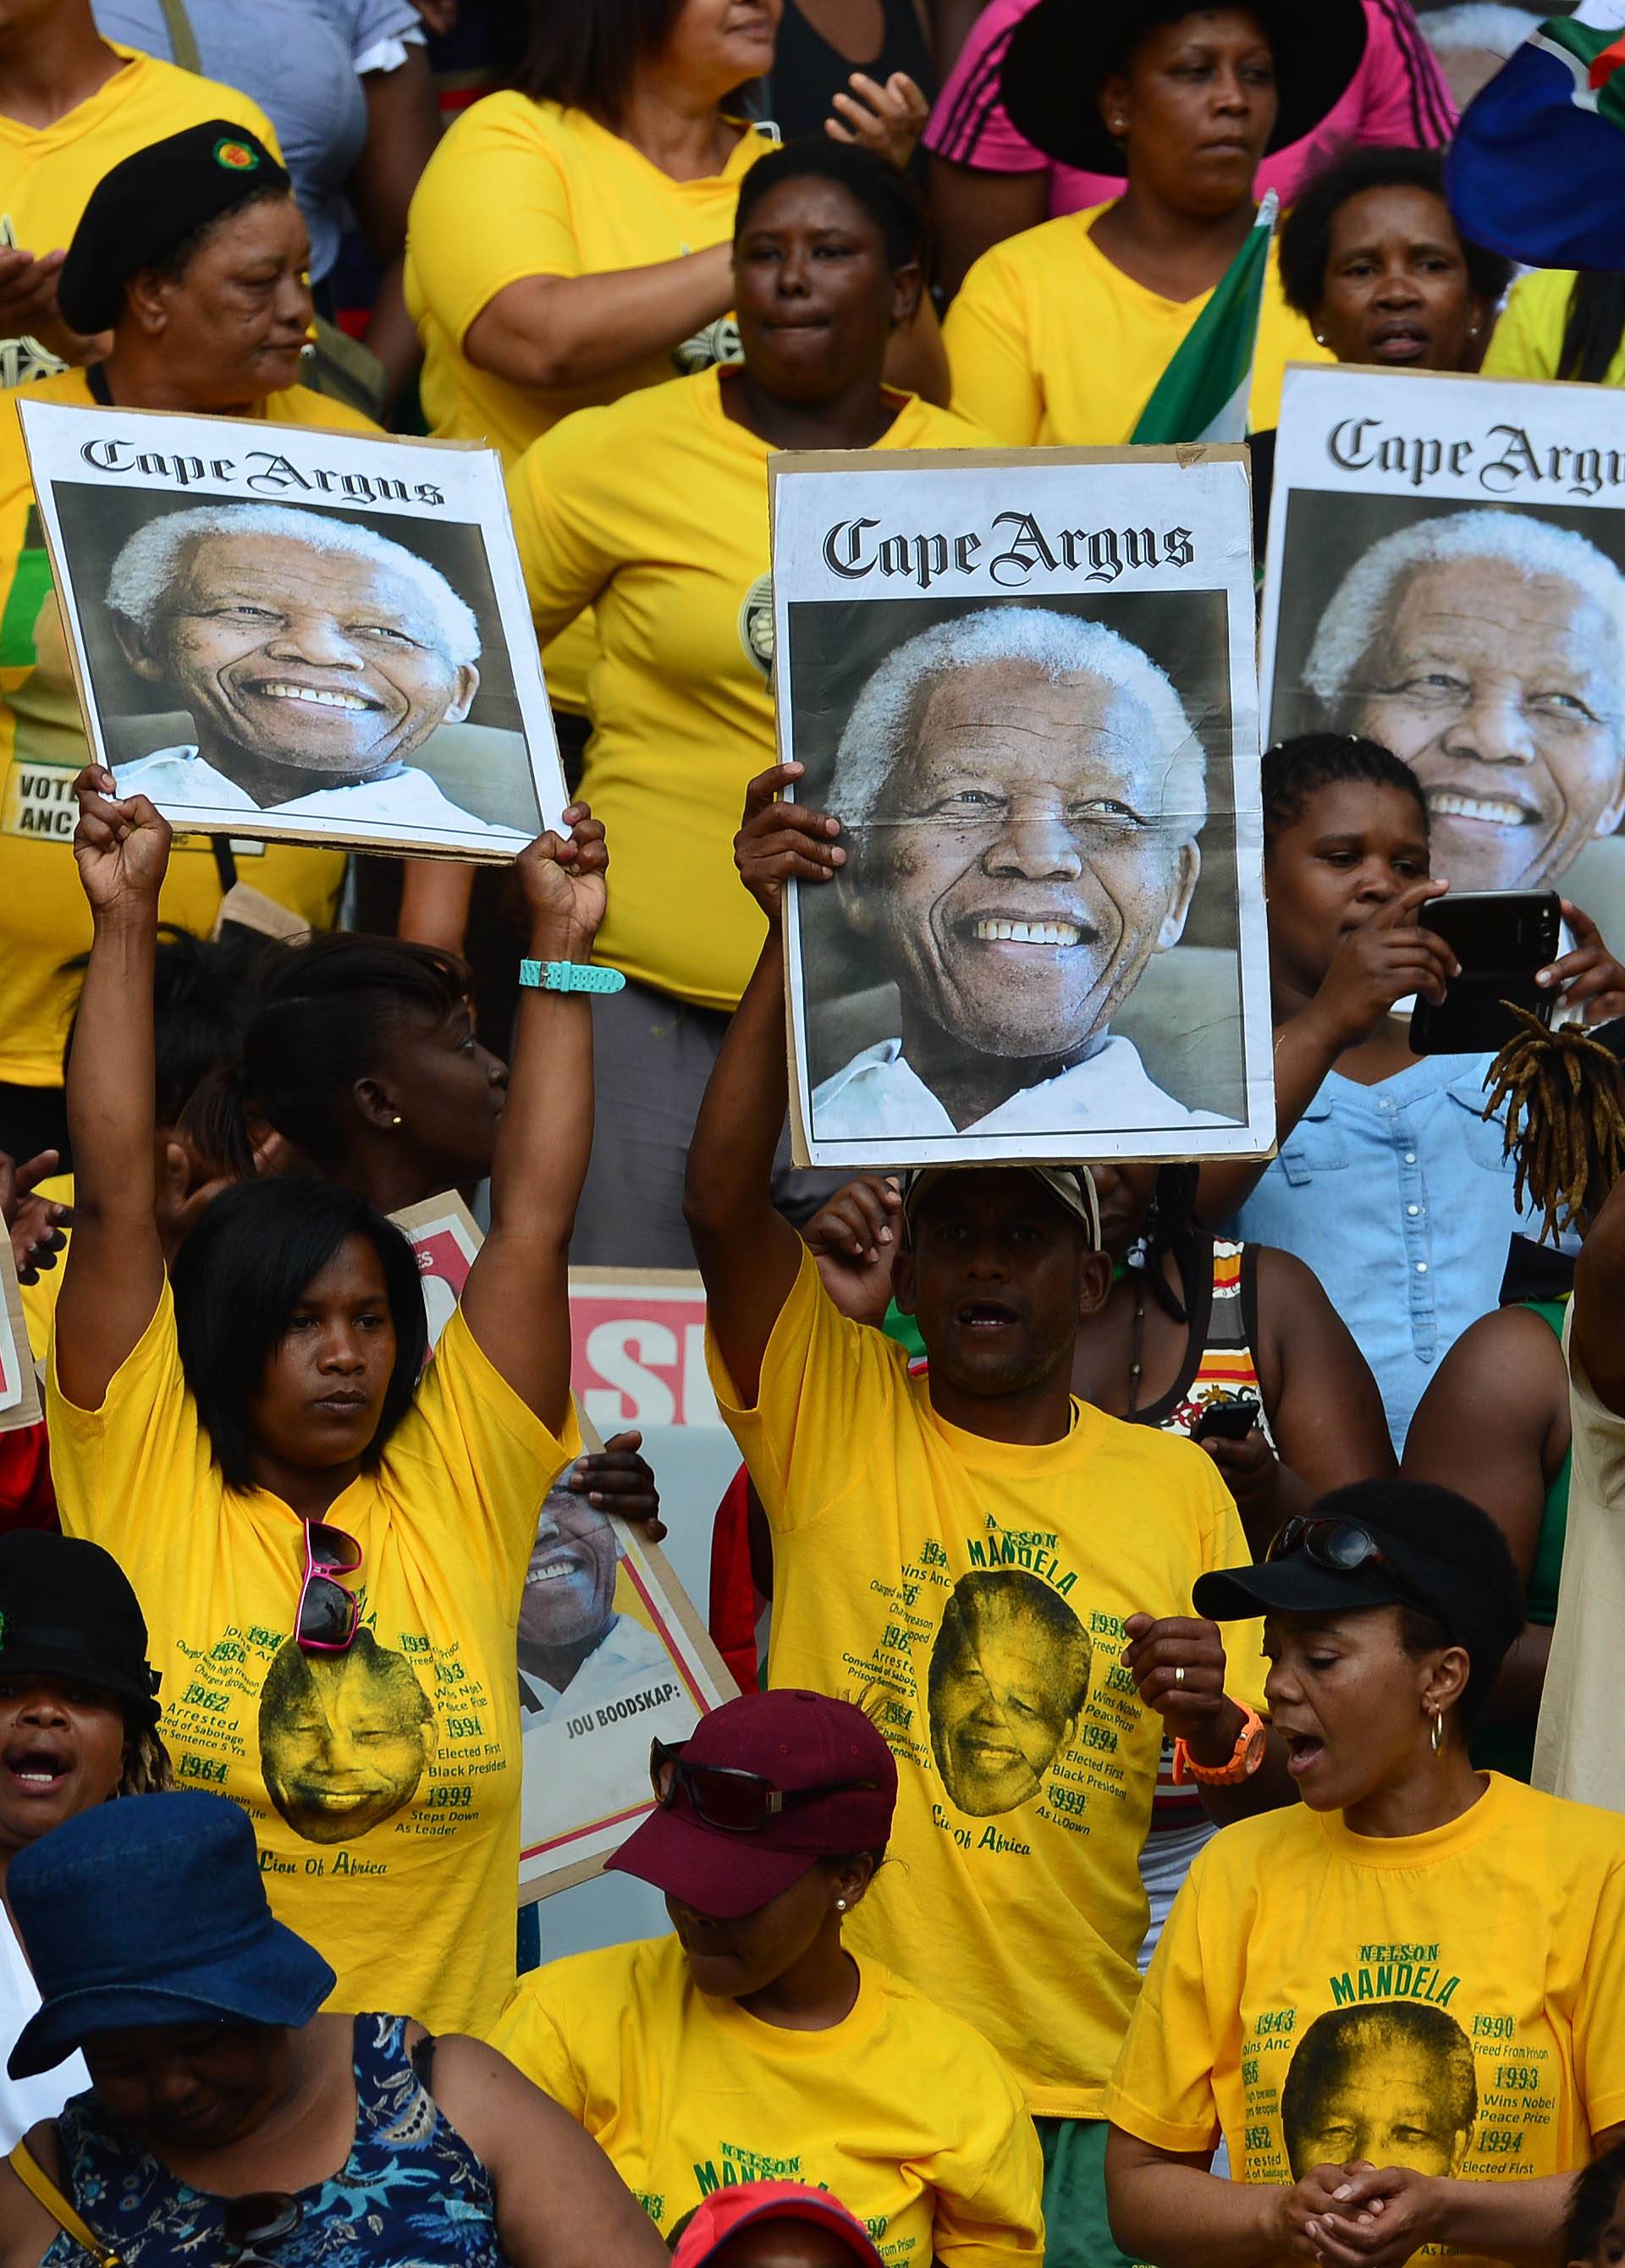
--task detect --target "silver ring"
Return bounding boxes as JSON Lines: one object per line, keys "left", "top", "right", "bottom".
{"left": 1174, "top": 1665, "right": 1186, "bottom": 1687}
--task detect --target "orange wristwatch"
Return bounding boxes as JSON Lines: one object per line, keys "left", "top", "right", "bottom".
{"left": 1172, "top": 1704, "right": 1267, "bottom": 1786}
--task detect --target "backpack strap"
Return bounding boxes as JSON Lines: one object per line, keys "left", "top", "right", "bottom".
{"left": 8, "top": 2137, "right": 123, "bottom": 2267}
{"left": 152, "top": 0, "right": 201, "bottom": 74}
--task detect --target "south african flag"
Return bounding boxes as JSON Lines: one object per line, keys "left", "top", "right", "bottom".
{"left": 1446, "top": 1, "right": 1625, "bottom": 270}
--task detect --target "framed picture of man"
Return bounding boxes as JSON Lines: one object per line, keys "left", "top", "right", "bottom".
{"left": 394, "top": 1199, "right": 737, "bottom": 1901}
{"left": 1262, "top": 363, "right": 1625, "bottom": 935}
{"left": 770, "top": 447, "right": 1276, "bottom": 1167}
{"left": 16, "top": 399, "right": 567, "bottom": 861}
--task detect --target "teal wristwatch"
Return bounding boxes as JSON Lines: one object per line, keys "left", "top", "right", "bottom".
{"left": 518, "top": 958, "right": 626, "bottom": 995}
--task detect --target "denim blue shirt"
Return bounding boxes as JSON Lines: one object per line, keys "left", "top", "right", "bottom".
{"left": 1232, "top": 1051, "right": 1527, "bottom": 1452}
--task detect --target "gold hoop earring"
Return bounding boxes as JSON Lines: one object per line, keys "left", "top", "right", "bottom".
{"left": 1429, "top": 1709, "right": 1444, "bottom": 1756}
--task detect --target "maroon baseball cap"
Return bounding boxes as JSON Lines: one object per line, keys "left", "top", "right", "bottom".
{"left": 672, "top": 2183, "right": 884, "bottom": 2268}
{"left": 608, "top": 1690, "right": 897, "bottom": 1921}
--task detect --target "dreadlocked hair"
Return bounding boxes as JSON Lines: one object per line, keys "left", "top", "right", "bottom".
{"left": 118, "top": 1723, "right": 174, "bottom": 1797}
{"left": 1138, "top": 1164, "right": 1201, "bottom": 1324}
{"left": 1482, "top": 1010, "right": 1625, "bottom": 1244}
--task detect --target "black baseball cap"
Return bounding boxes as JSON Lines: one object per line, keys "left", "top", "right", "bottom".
{"left": 59, "top": 122, "right": 292, "bottom": 334}
{"left": 0, "top": 1533, "right": 161, "bottom": 1728}
{"left": 1193, "top": 1481, "right": 1526, "bottom": 1673}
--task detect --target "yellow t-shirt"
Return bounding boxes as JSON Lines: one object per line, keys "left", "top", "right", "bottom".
{"left": 1104, "top": 1775, "right": 1625, "bottom": 2266}
{"left": 0, "top": 47, "right": 279, "bottom": 390}
{"left": 944, "top": 205, "right": 1331, "bottom": 445}
{"left": 405, "top": 94, "right": 775, "bottom": 470}
{"left": 405, "top": 96, "right": 774, "bottom": 713}
{"left": 1483, "top": 269, "right": 1625, "bottom": 388}
{"left": 492, "top": 1935, "right": 1045, "bottom": 2267}
{"left": 0, "top": 368, "right": 366, "bottom": 1088}
{"left": 47, "top": 1279, "right": 577, "bottom": 2035}
{"left": 509, "top": 366, "right": 990, "bottom": 1009}
{"left": 706, "top": 1249, "right": 1267, "bottom": 2119}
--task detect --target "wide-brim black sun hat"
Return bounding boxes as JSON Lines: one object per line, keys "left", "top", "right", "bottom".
{"left": 1000, "top": 0, "right": 1369, "bottom": 179}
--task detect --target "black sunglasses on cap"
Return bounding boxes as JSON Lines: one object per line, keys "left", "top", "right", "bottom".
{"left": 1266, "top": 1516, "right": 1438, "bottom": 1613}
{"left": 650, "top": 1738, "right": 882, "bottom": 1835}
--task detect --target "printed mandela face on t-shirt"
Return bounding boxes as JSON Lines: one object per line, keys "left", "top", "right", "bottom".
{"left": 258, "top": 1629, "right": 438, "bottom": 1847}
{"left": 926, "top": 1569, "right": 1093, "bottom": 1818}
{"left": 1281, "top": 2001, "right": 1478, "bottom": 2179}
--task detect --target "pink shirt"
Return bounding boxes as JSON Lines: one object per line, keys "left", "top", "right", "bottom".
{"left": 924, "top": 0, "right": 1455, "bottom": 210}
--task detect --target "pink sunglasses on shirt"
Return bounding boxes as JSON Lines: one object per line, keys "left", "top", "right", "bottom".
{"left": 296, "top": 1520, "right": 362, "bottom": 1653}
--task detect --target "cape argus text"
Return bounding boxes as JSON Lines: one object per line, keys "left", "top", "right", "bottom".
{"left": 821, "top": 512, "right": 1198, "bottom": 591}
{"left": 1330, "top": 415, "right": 1625, "bottom": 502}
{"left": 76, "top": 435, "right": 446, "bottom": 509}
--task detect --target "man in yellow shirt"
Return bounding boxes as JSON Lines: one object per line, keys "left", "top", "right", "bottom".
{"left": 0, "top": 0, "right": 279, "bottom": 385}
{"left": 685, "top": 764, "right": 1292, "bottom": 2268}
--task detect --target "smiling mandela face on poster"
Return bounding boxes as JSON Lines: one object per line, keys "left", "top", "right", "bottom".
{"left": 15, "top": 397, "right": 567, "bottom": 859}
{"left": 771, "top": 448, "right": 1275, "bottom": 1170}
{"left": 1263, "top": 366, "right": 1625, "bottom": 923}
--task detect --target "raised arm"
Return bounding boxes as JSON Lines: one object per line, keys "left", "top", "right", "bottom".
{"left": 53, "top": 768, "right": 172, "bottom": 1410}
{"left": 684, "top": 762, "right": 846, "bottom": 1404}
{"left": 458, "top": 812, "right": 605, "bottom": 1436}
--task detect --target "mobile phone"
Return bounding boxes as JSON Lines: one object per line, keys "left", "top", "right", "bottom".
{"left": 1408, "top": 890, "right": 1562, "bottom": 1057}
{"left": 1192, "top": 1397, "right": 1261, "bottom": 1444}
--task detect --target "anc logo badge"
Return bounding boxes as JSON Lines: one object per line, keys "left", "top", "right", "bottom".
{"left": 213, "top": 138, "right": 259, "bottom": 172}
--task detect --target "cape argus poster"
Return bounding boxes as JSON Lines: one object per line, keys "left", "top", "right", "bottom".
{"left": 394, "top": 1199, "right": 737, "bottom": 1901}
{"left": 1262, "top": 362, "right": 1625, "bottom": 932}
{"left": 16, "top": 399, "right": 567, "bottom": 861}
{"left": 769, "top": 445, "right": 1275, "bottom": 1168}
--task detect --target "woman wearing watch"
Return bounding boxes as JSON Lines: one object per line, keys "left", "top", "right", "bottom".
{"left": 1104, "top": 1478, "right": 1625, "bottom": 2268}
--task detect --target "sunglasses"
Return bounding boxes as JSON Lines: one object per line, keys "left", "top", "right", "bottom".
{"left": 222, "top": 2193, "right": 302, "bottom": 2265}
{"left": 650, "top": 1737, "right": 881, "bottom": 1834}
{"left": 1266, "top": 1516, "right": 1435, "bottom": 1610}
{"left": 295, "top": 1521, "right": 362, "bottom": 1654}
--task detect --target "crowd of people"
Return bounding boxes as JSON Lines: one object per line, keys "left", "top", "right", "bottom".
{"left": 0, "top": 0, "right": 1624, "bottom": 2265}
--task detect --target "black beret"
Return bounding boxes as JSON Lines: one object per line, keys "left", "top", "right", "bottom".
{"left": 59, "top": 120, "right": 292, "bottom": 334}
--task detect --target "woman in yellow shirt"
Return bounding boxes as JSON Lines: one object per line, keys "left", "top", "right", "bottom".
{"left": 0, "top": 124, "right": 364, "bottom": 1167}
{"left": 508, "top": 139, "right": 986, "bottom": 1264}
{"left": 44, "top": 768, "right": 608, "bottom": 2039}
{"left": 1104, "top": 1479, "right": 1625, "bottom": 2268}
{"left": 943, "top": 0, "right": 1357, "bottom": 443}
{"left": 1485, "top": 271, "right": 1625, "bottom": 391}
{"left": 493, "top": 1688, "right": 1045, "bottom": 2268}
{"left": 405, "top": 0, "right": 934, "bottom": 472}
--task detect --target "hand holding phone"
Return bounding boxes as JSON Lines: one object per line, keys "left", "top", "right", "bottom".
{"left": 1192, "top": 1397, "right": 1261, "bottom": 1445}
{"left": 1409, "top": 891, "right": 1562, "bottom": 1056}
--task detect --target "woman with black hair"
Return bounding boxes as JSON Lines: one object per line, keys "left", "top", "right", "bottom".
{"left": 1198, "top": 735, "right": 1625, "bottom": 1450}
{"left": 1277, "top": 142, "right": 1510, "bottom": 372}
{"left": 403, "top": 0, "right": 939, "bottom": 732}
{"left": 509, "top": 137, "right": 985, "bottom": 1265}
{"left": 1485, "top": 268, "right": 1625, "bottom": 391}
{"left": 942, "top": 0, "right": 1350, "bottom": 444}
{"left": 187, "top": 931, "right": 508, "bottom": 1214}
{"left": 1104, "top": 1478, "right": 1625, "bottom": 2268}
{"left": 45, "top": 764, "right": 608, "bottom": 2039}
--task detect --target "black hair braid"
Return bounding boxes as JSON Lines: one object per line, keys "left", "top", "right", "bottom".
{"left": 1483, "top": 1010, "right": 1625, "bottom": 1243}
